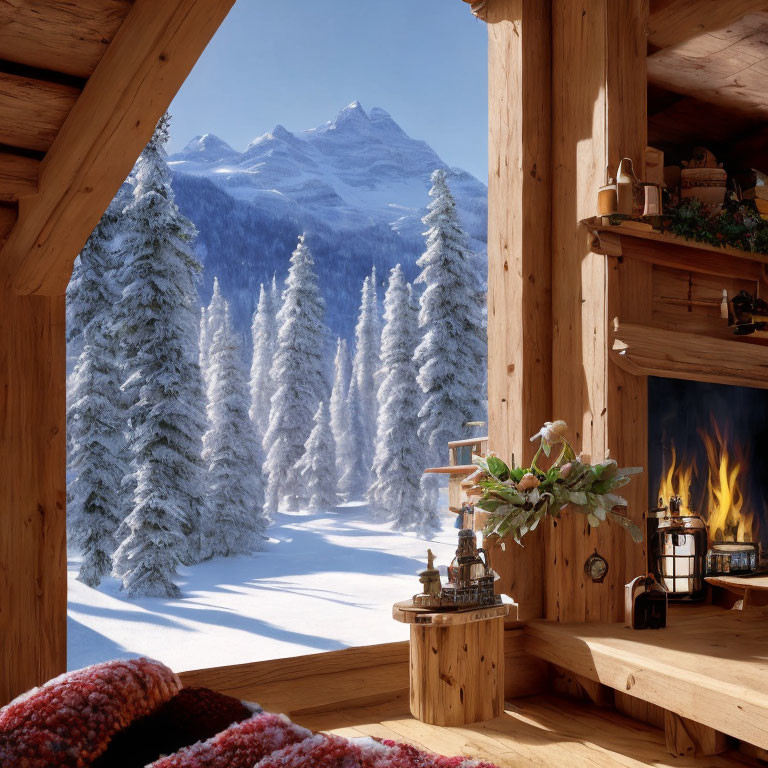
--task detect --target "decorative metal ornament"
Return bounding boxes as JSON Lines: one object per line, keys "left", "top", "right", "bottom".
{"left": 584, "top": 552, "right": 609, "bottom": 583}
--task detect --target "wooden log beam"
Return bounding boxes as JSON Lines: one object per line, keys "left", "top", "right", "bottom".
{"left": 485, "top": 0, "right": 551, "bottom": 622}
{"left": 647, "top": 0, "right": 768, "bottom": 51}
{"left": 0, "top": 289, "right": 66, "bottom": 706}
{"left": 0, "top": 72, "right": 80, "bottom": 153}
{"left": 0, "top": 153, "right": 39, "bottom": 198}
{"left": 0, "top": 204, "right": 17, "bottom": 244}
{"left": 550, "top": 0, "right": 648, "bottom": 623}
{"left": 0, "top": 0, "right": 132, "bottom": 79}
{"left": 2, "top": 0, "right": 236, "bottom": 296}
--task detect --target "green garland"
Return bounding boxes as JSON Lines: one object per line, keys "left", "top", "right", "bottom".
{"left": 659, "top": 198, "right": 768, "bottom": 255}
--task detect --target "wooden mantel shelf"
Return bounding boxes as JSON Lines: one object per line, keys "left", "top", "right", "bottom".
{"left": 583, "top": 217, "right": 768, "bottom": 283}
{"left": 612, "top": 319, "right": 768, "bottom": 389}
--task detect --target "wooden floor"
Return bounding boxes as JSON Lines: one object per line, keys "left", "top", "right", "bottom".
{"left": 296, "top": 693, "right": 756, "bottom": 767}
{"left": 525, "top": 604, "right": 768, "bottom": 751}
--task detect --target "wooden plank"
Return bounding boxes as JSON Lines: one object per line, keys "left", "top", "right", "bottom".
{"left": 586, "top": 218, "right": 768, "bottom": 274}
{"left": 299, "top": 694, "right": 752, "bottom": 767}
{"left": 614, "top": 690, "right": 666, "bottom": 729}
{"left": 648, "top": 11, "right": 768, "bottom": 117}
{"left": 0, "top": 204, "right": 17, "bottom": 243}
{"left": 504, "top": 628, "right": 547, "bottom": 698}
{"left": 0, "top": 0, "right": 132, "bottom": 79}
{"left": 485, "top": 0, "right": 551, "bottom": 622}
{"left": 0, "top": 290, "right": 66, "bottom": 706}
{"left": 612, "top": 320, "right": 768, "bottom": 388}
{"left": 2, "top": 0, "right": 236, "bottom": 295}
{"left": 550, "top": 0, "right": 648, "bottom": 623}
{"left": 550, "top": 664, "right": 615, "bottom": 707}
{"left": 0, "top": 152, "right": 39, "bottom": 198}
{"left": 179, "top": 642, "right": 411, "bottom": 717}
{"left": 524, "top": 607, "right": 768, "bottom": 750}
{"left": 0, "top": 72, "right": 80, "bottom": 153}
{"left": 647, "top": 0, "right": 768, "bottom": 51}
{"left": 393, "top": 601, "right": 510, "bottom": 626}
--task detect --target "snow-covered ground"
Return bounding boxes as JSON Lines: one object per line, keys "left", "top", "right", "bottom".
{"left": 67, "top": 500, "right": 462, "bottom": 673}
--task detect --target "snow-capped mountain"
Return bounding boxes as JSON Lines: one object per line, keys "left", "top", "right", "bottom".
{"left": 168, "top": 102, "right": 487, "bottom": 344}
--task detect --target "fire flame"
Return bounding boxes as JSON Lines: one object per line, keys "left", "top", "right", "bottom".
{"left": 657, "top": 420, "right": 757, "bottom": 542}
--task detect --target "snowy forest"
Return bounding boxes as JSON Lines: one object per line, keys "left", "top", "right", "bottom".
{"left": 66, "top": 114, "right": 487, "bottom": 600}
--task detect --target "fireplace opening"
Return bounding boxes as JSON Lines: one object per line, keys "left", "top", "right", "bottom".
{"left": 648, "top": 377, "right": 768, "bottom": 598}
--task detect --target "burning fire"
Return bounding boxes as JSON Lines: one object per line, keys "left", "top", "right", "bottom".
{"left": 657, "top": 419, "right": 757, "bottom": 542}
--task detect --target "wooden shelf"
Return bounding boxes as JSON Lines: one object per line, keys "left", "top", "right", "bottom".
{"left": 525, "top": 605, "right": 768, "bottom": 751}
{"left": 611, "top": 319, "right": 768, "bottom": 389}
{"left": 584, "top": 217, "right": 768, "bottom": 274}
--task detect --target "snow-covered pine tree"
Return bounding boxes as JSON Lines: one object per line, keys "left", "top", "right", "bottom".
{"left": 111, "top": 114, "right": 208, "bottom": 598}
{"left": 337, "top": 375, "right": 370, "bottom": 501}
{"left": 329, "top": 338, "right": 351, "bottom": 479}
{"left": 369, "top": 266, "right": 433, "bottom": 531}
{"left": 66, "top": 193, "right": 129, "bottom": 587}
{"left": 199, "top": 306, "right": 208, "bottom": 373}
{"left": 200, "top": 277, "right": 225, "bottom": 383}
{"left": 263, "top": 234, "right": 328, "bottom": 512}
{"left": 415, "top": 168, "right": 486, "bottom": 469}
{"left": 298, "top": 401, "right": 337, "bottom": 511}
{"left": 249, "top": 280, "right": 278, "bottom": 439}
{"left": 351, "top": 274, "right": 380, "bottom": 479}
{"left": 203, "top": 302, "right": 267, "bottom": 556}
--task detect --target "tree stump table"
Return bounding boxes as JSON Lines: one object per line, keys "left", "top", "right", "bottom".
{"left": 392, "top": 601, "right": 509, "bottom": 726}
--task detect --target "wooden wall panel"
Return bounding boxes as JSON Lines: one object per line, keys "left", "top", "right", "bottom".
{"left": 0, "top": 290, "right": 66, "bottom": 706}
{"left": 549, "top": 0, "right": 648, "bottom": 622}
{"left": 485, "top": 0, "right": 551, "bottom": 621}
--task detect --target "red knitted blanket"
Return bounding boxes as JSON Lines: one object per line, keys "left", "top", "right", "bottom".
{"left": 0, "top": 658, "right": 498, "bottom": 768}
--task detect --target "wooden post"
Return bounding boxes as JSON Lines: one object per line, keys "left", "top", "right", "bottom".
{"left": 0, "top": 289, "right": 67, "bottom": 705}
{"left": 548, "top": 0, "right": 648, "bottom": 622}
{"left": 485, "top": 0, "right": 552, "bottom": 620}
{"left": 409, "top": 616, "right": 505, "bottom": 726}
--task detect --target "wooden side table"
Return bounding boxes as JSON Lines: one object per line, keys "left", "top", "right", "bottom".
{"left": 393, "top": 601, "right": 509, "bottom": 726}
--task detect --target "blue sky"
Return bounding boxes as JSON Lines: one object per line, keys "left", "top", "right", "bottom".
{"left": 168, "top": 0, "right": 488, "bottom": 181}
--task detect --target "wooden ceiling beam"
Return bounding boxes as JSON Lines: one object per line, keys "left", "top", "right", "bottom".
{"left": 1, "top": 0, "right": 236, "bottom": 296}
{"left": 0, "top": 72, "right": 79, "bottom": 153}
{"left": 0, "top": 153, "right": 39, "bottom": 198}
{"left": 647, "top": 0, "right": 768, "bottom": 52}
{"left": 0, "top": 0, "right": 133, "bottom": 80}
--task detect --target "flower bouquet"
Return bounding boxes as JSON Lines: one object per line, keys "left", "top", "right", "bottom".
{"left": 470, "top": 420, "right": 643, "bottom": 545}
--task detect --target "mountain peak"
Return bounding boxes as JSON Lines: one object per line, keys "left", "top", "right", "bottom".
{"left": 328, "top": 101, "right": 369, "bottom": 130}
{"left": 182, "top": 133, "right": 235, "bottom": 155}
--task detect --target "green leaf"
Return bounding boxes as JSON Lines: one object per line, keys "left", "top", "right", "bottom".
{"left": 541, "top": 441, "right": 552, "bottom": 457}
{"left": 567, "top": 491, "right": 588, "bottom": 506}
{"left": 486, "top": 456, "right": 510, "bottom": 481}
{"left": 587, "top": 512, "right": 601, "bottom": 527}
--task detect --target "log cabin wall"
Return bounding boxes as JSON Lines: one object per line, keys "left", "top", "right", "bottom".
{"left": 0, "top": 0, "right": 235, "bottom": 706}
{"left": 487, "top": 0, "right": 649, "bottom": 621}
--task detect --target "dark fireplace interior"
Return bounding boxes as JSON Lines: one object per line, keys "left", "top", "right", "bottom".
{"left": 648, "top": 377, "right": 768, "bottom": 555}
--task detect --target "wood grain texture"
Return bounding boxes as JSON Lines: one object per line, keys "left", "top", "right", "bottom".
{"left": 485, "top": 0, "right": 551, "bottom": 621}
{"left": 0, "top": 152, "right": 39, "bottom": 198}
{"left": 0, "top": 204, "right": 17, "bottom": 243}
{"left": 0, "top": 72, "right": 79, "bottom": 152}
{"left": 525, "top": 606, "right": 768, "bottom": 750}
{"left": 297, "top": 694, "right": 754, "bottom": 767}
{"left": 392, "top": 601, "right": 510, "bottom": 626}
{"left": 665, "top": 710, "right": 730, "bottom": 757}
{"left": 0, "top": 0, "right": 132, "bottom": 79}
{"left": 409, "top": 616, "right": 504, "bottom": 726}
{"left": 0, "top": 290, "right": 66, "bottom": 706}
{"left": 648, "top": 11, "right": 768, "bottom": 117}
{"left": 549, "top": 0, "right": 648, "bottom": 623}
{"left": 647, "top": 0, "right": 768, "bottom": 51}
{"left": 179, "top": 629, "right": 535, "bottom": 716}
{"left": 612, "top": 320, "right": 768, "bottom": 389}
{"left": 2, "top": 0, "right": 236, "bottom": 295}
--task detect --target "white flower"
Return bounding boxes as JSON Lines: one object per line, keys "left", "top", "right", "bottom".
{"left": 530, "top": 420, "right": 568, "bottom": 444}
{"left": 517, "top": 472, "right": 540, "bottom": 491}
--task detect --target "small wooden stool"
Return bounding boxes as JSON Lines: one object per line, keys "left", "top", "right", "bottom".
{"left": 393, "top": 601, "right": 509, "bottom": 726}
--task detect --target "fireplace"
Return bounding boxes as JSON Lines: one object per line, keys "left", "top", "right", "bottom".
{"left": 648, "top": 377, "right": 768, "bottom": 595}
